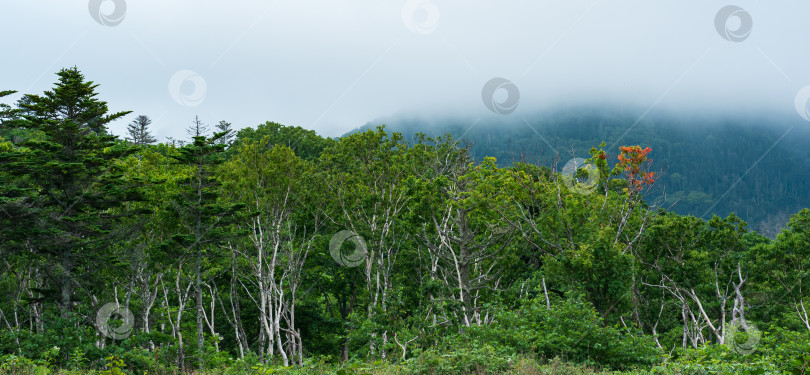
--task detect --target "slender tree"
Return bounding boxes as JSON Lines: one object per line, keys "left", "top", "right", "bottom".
{"left": 127, "top": 115, "right": 158, "bottom": 145}
{"left": 164, "top": 129, "right": 243, "bottom": 369}
{"left": 186, "top": 115, "right": 210, "bottom": 139}
{"left": 214, "top": 120, "right": 234, "bottom": 146}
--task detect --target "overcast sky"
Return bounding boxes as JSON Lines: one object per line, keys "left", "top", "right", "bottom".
{"left": 2, "top": 1, "right": 810, "bottom": 140}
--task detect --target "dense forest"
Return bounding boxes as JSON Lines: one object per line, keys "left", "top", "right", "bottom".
{"left": 1, "top": 69, "right": 809, "bottom": 374}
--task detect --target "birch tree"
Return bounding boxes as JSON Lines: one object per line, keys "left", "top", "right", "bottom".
{"left": 220, "top": 138, "right": 316, "bottom": 365}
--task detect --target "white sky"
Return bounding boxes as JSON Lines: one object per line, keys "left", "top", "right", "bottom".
{"left": 2, "top": 1, "right": 809, "bottom": 140}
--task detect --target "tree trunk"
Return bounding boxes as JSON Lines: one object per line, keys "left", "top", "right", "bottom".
{"left": 196, "top": 243, "right": 204, "bottom": 368}
{"left": 60, "top": 247, "right": 73, "bottom": 318}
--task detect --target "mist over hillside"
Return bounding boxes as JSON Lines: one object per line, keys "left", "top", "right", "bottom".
{"left": 351, "top": 107, "right": 810, "bottom": 238}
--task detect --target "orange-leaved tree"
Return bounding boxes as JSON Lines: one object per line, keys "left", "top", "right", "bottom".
{"left": 590, "top": 143, "right": 656, "bottom": 194}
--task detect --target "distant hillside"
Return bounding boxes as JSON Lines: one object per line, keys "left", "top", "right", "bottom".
{"left": 348, "top": 108, "right": 810, "bottom": 238}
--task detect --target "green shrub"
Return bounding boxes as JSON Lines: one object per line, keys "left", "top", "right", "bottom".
{"left": 467, "top": 296, "right": 660, "bottom": 370}
{"left": 403, "top": 342, "right": 512, "bottom": 374}
{"left": 0, "top": 354, "right": 51, "bottom": 375}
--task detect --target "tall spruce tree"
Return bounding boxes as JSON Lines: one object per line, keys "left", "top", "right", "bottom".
{"left": 165, "top": 129, "right": 243, "bottom": 369}
{"left": 0, "top": 68, "right": 141, "bottom": 317}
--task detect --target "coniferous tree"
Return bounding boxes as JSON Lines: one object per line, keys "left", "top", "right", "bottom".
{"left": 127, "top": 115, "right": 158, "bottom": 145}
{"left": 186, "top": 115, "right": 209, "bottom": 139}
{"left": 0, "top": 68, "right": 141, "bottom": 317}
{"left": 0, "top": 90, "right": 33, "bottom": 252}
{"left": 164, "top": 129, "right": 243, "bottom": 369}
{"left": 214, "top": 120, "right": 234, "bottom": 146}
{"left": 0, "top": 90, "right": 15, "bottom": 122}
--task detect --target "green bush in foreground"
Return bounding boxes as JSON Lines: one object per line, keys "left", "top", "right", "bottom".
{"left": 465, "top": 295, "right": 660, "bottom": 370}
